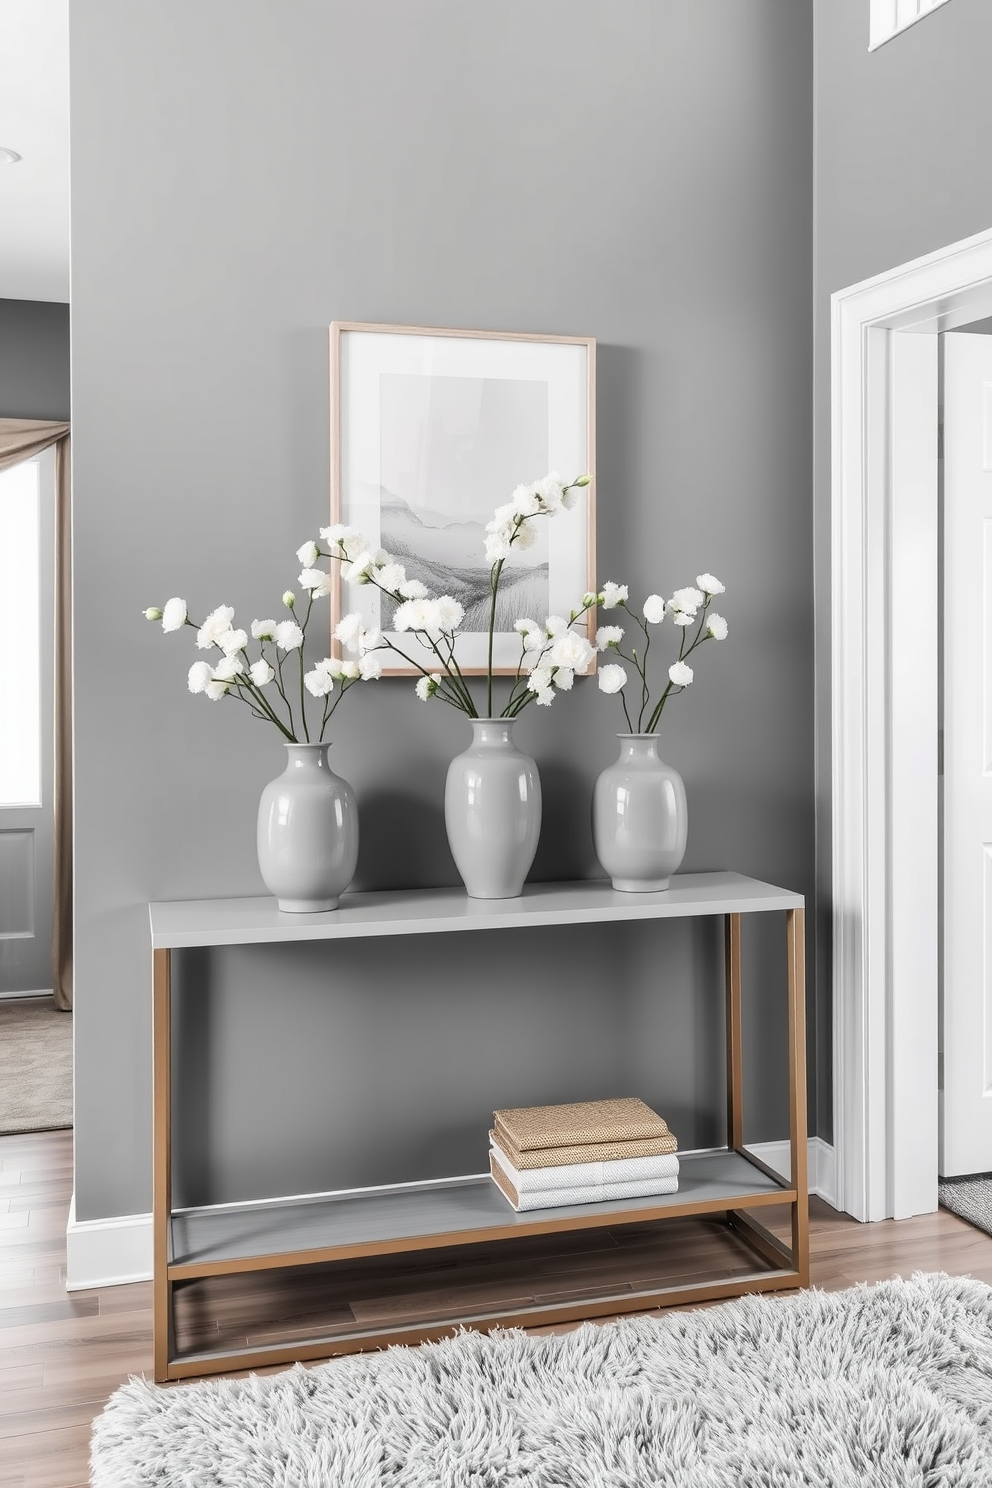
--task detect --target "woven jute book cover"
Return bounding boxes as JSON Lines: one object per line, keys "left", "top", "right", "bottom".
{"left": 490, "top": 1127, "right": 678, "bottom": 1169}
{"left": 493, "top": 1097, "right": 669, "bottom": 1151}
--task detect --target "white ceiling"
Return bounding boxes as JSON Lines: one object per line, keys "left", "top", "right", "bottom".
{"left": 0, "top": 0, "right": 69, "bottom": 303}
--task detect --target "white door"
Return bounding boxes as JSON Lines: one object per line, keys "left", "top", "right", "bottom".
{"left": 0, "top": 452, "right": 55, "bottom": 997}
{"left": 942, "top": 333, "right": 992, "bottom": 1175}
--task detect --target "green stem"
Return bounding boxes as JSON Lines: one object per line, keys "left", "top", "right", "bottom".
{"left": 487, "top": 559, "right": 504, "bottom": 717}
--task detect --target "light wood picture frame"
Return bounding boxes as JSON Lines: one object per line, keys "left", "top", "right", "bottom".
{"left": 329, "top": 321, "right": 596, "bottom": 676}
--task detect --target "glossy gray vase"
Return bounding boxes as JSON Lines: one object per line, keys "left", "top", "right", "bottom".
{"left": 256, "top": 742, "right": 358, "bottom": 912}
{"left": 592, "top": 734, "right": 688, "bottom": 892}
{"left": 444, "top": 718, "right": 541, "bottom": 899}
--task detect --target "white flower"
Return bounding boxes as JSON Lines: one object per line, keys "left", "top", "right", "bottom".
{"left": 490, "top": 502, "right": 517, "bottom": 529}
{"left": 485, "top": 531, "right": 512, "bottom": 563}
{"left": 515, "top": 619, "right": 545, "bottom": 653}
{"left": 528, "top": 665, "right": 554, "bottom": 695}
{"left": 218, "top": 628, "right": 248, "bottom": 655}
{"left": 643, "top": 594, "right": 666, "bottom": 625}
{"left": 544, "top": 615, "right": 569, "bottom": 638}
{"left": 375, "top": 562, "right": 407, "bottom": 593}
{"left": 296, "top": 540, "right": 319, "bottom": 568}
{"left": 341, "top": 551, "right": 376, "bottom": 584}
{"left": 162, "top": 597, "right": 187, "bottom": 632}
{"left": 334, "top": 612, "right": 365, "bottom": 653}
{"left": 549, "top": 632, "right": 595, "bottom": 674}
{"left": 513, "top": 520, "right": 538, "bottom": 551}
{"left": 435, "top": 596, "right": 464, "bottom": 631}
{"left": 670, "top": 586, "right": 705, "bottom": 614}
{"left": 214, "top": 653, "right": 245, "bottom": 681}
{"left": 560, "top": 482, "right": 580, "bottom": 511}
{"left": 143, "top": 607, "right": 163, "bottom": 621}
{"left": 339, "top": 659, "right": 361, "bottom": 680}
{"left": 359, "top": 652, "right": 383, "bottom": 680}
{"left": 394, "top": 598, "right": 435, "bottom": 633}
{"left": 511, "top": 484, "right": 541, "bottom": 517}
{"left": 304, "top": 665, "right": 334, "bottom": 698}
{"left": 318, "top": 523, "right": 360, "bottom": 549}
{"left": 274, "top": 620, "right": 304, "bottom": 651}
{"left": 359, "top": 626, "right": 382, "bottom": 654}
{"left": 187, "top": 661, "right": 213, "bottom": 694}
{"left": 282, "top": 591, "right": 296, "bottom": 609}
{"left": 669, "top": 661, "right": 694, "bottom": 686}
{"left": 553, "top": 667, "right": 574, "bottom": 691}
{"left": 598, "top": 663, "right": 627, "bottom": 694}
{"left": 536, "top": 472, "right": 564, "bottom": 511}
{"left": 599, "top": 582, "right": 628, "bottom": 609}
{"left": 534, "top": 686, "right": 555, "bottom": 706}
{"left": 339, "top": 531, "right": 370, "bottom": 560}
{"left": 205, "top": 678, "right": 230, "bottom": 701}
{"left": 415, "top": 673, "right": 441, "bottom": 701}
{"left": 697, "top": 573, "right": 725, "bottom": 596}
{"left": 299, "top": 567, "right": 332, "bottom": 597}
{"left": 514, "top": 617, "right": 538, "bottom": 636}
{"left": 671, "top": 610, "right": 694, "bottom": 627}
{"left": 706, "top": 613, "right": 729, "bottom": 640}
{"left": 398, "top": 578, "right": 429, "bottom": 601}
{"left": 252, "top": 618, "right": 277, "bottom": 641}
{"left": 250, "top": 659, "right": 275, "bottom": 686}
{"left": 596, "top": 625, "right": 624, "bottom": 651}
{"left": 583, "top": 591, "right": 598, "bottom": 607}
{"left": 196, "top": 604, "right": 235, "bottom": 649}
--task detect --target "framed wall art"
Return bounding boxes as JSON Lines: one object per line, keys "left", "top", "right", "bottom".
{"left": 329, "top": 321, "right": 596, "bottom": 675}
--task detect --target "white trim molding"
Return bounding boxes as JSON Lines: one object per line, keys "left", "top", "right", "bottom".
{"left": 65, "top": 1145, "right": 838, "bottom": 1290}
{"left": 65, "top": 1195, "right": 152, "bottom": 1290}
{"left": 868, "top": 0, "right": 953, "bottom": 51}
{"left": 831, "top": 224, "right": 992, "bottom": 1222}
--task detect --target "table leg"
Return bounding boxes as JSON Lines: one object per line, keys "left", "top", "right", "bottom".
{"left": 787, "top": 907, "right": 810, "bottom": 1285}
{"left": 153, "top": 947, "right": 174, "bottom": 1380}
{"left": 725, "top": 913, "right": 743, "bottom": 1151}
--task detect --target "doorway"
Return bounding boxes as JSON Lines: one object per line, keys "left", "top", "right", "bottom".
{"left": 0, "top": 445, "right": 71, "bottom": 1133}
{"left": 831, "top": 226, "right": 992, "bottom": 1222}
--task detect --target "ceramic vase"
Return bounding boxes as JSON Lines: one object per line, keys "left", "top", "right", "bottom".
{"left": 256, "top": 742, "right": 358, "bottom": 912}
{"left": 444, "top": 718, "right": 541, "bottom": 899}
{"left": 592, "top": 734, "right": 687, "bottom": 892}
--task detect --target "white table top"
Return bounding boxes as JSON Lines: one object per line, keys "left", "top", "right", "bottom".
{"left": 149, "top": 871, "right": 804, "bottom": 950}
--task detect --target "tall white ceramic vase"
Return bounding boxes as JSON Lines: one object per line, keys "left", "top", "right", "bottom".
{"left": 256, "top": 742, "right": 358, "bottom": 912}
{"left": 592, "top": 734, "right": 687, "bottom": 892}
{"left": 444, "top": 718, "right": 541, "bottom": 899}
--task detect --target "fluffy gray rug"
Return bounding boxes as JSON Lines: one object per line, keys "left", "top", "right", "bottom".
{"left": 0, "top": 996, "right": 72, "bottom": 1133}
{"left": 939, "top": 1175, "right": 992, "bottom": 1239}
{"left": 91, "top": 1272, "right": 992, "bottom": 1486}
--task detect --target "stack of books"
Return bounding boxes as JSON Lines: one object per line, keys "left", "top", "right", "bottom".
{"left": 489, "top": 1097, "right": 679, "bottom": 1212}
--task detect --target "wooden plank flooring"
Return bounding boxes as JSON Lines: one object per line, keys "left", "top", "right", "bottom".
{"left": 5, "top": 1129, "right": 992, "bottom": 1486}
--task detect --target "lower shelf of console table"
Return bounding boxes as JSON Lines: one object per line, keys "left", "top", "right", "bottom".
{"left": 150, "top": 873, "right": 808, "bottom": 1381}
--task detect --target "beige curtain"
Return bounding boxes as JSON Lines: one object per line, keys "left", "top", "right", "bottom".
{"left": 0, "top": 419, "right": 72, "bottom": 1010}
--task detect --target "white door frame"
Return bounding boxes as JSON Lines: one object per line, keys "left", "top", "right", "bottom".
{"left": 832, "top": 224, "right": 992, "bottom": 1222}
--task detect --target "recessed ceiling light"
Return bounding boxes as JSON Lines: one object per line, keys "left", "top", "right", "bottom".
{"left": 0, "top": 147, "right": 22, "bottom": 164}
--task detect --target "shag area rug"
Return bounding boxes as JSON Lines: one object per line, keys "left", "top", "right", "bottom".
{"left": 939, "top": 1175, "right": 992, "bottom": 1239}
{"left": 91, "top": 1273, "right": 992, "bottom": 1486}
{"left": 0, "top": 996, "right": 72, "bottom": 1134}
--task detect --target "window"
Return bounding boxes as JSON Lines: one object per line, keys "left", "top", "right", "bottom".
{"left": 0, "top": 459, "right": 42, "bottom": 806}
{"left": 869, "top": 0, "right": 953, "bottom": 50}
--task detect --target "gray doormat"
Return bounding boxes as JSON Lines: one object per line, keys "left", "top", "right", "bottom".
{"left": 0, "top": 996, "right": 72, "bottom": 1133}
{"left": 938, "top": 1174, "right": 992, "bottom": 1237}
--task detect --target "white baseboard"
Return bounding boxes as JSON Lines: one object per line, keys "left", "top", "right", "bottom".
{"left": 64, "top": 1139, "right": 839, "bottom": 1291}
{"left": 747, "top": 1137, "right": 837, "bottom": 1209}
{"left": 65, "top": 1195, "right": 153, "bottom": 1290}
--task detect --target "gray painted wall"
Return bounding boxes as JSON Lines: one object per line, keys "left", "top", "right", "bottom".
{"left": 0, "top": 299, "right": 70, "bottom": 420}
{"left": 70, "top": 0, "right": 814, "bottom": 1220}
{"left": 813, "top": 0, "right": 992, "bottom": 1141}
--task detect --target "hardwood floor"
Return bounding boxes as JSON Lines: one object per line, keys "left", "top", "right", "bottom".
{"left": 4, "top": 1129, "right": 992, "bottom": 1486}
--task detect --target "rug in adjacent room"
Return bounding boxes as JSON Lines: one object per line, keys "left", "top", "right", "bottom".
{"left": 91, "top": 1273, "right": 992, "bottom": 1487}
{"left": 0, "top": 996, "right": 72, "bottom": 1134}
{"left": 939, "top": 1173, "right": 992, "bottom": 1238}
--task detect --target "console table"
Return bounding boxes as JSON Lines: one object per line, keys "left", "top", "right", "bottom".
{"left": 150, "top": 871, "right": 807, "bottom": 1381}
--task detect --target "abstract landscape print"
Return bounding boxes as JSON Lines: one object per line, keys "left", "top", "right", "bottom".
{"left": 331, "top": 323, "right": 595, "bottom": 674}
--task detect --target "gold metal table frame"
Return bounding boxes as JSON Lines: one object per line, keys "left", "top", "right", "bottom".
{"left": 150, "top": 877, "right": 808, "bottom": 1382}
